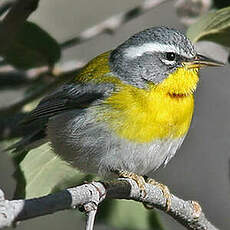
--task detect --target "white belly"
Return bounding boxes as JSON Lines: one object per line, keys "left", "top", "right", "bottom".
{"left": 47, "top": 109, "right": 185, "bottom": 177}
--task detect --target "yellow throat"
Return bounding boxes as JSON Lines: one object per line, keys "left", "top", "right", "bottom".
{"left": 77, "top": 52, "right": 199, "bottom": 143}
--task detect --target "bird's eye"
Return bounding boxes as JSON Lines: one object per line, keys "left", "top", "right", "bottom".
{"left": 166, "top": 52, "right": 176, "bottom": 61}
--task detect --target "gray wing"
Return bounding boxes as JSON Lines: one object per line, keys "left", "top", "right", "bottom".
{"left": 10, "top": 82, "right": 113, "bottom": 152}
{"left": 23, "top": 83, "right": 108, "bottom": 124}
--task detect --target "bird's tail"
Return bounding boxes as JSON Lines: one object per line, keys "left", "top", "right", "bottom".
{"left": 5, "top": 128, "right": 47, "bottom": 154}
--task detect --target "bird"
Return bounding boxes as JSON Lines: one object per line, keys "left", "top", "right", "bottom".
{"left": 12, "top": 26, "right": 224, "bottom": 210}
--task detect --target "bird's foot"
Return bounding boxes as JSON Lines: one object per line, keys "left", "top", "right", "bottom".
{"left": 144, "top": 177, "right": 171, "bottom": 212}
{"left": 116, "top": 170, "right": 146, "bottom": 196}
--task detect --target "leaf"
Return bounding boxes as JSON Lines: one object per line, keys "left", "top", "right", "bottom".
{"left": 2, "top": 21, "right": 61, "bottom": 70}
{"left": 15, "top": 142, "right": 85, "bottom": 199}
{"left": 148, "top": 210, "right": 165, "bottom": 230}
{"left": 97, "top": 199, "right": 165, "bottom": 230}
{"left": 187, "top": 6, "right": 230, "bottom": 47}
{"left": 213, "top": 0, "right": 230, "bottom": 9}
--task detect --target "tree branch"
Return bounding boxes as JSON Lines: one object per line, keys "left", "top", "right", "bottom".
{"left": 0, "top": 61, "right": 84, "bottom": 117}
{"left": 0, "top": 0, "right": 16, "bottom": 16}
{"left": 0, "top": 0, "right": 40, "bottom": 53}
{"left": 0, "top": 179, "right": 219, "bottom": 230}
{"left": 60, "top": 0, "right": 169, "bottom": 50}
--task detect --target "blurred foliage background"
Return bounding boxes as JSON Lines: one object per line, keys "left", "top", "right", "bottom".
{"left": 0, "top": 0, "right": 230, "bottom": 229}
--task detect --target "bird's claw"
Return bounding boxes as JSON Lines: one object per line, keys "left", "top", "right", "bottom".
{"left": 144, "top": 178, "right": 171, "bottom": 212}
{"left": 116, "top": 170, "right": 147, "bottom": 196}
{"left": 115, "top": 171, "right": 171, "bottom": 211}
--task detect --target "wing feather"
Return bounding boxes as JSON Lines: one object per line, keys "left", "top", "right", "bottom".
{"left": 23, "top": 83, "right": 110, "bottom": 124}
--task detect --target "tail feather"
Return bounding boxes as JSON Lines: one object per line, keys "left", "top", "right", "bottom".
{"left": 6, "top": 129, "right": 47, "bottom": 153}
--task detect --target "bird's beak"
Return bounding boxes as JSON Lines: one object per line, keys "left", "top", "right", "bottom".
{"left": 183, "top": 54, "right": 225, "bottom": 69}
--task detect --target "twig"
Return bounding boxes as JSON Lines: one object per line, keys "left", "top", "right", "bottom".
{"left": 0, "top": 66, "right": 50, "bottom": 89}
{"left": 0, "top": 0, "right": 40, "bottom": 54}
{"left": 0, "top": 62, "right": 83, "bottom": 116}
{"left": 0, "top": 71, "right": 32, "bottom": 89}
{"left": 0, "top": 0, "right": 16, "bottom": 16}
{"left": 0, "top": 61, "right": 84, "bottom": 139}
{"left": 0, "top": 77, "right": 55, "bottom": 116}
{"left": 82, "top": 182, "right": 104, "bottom": 230}
{"left": 85, "top": 209, "right": 97, "bottom": 230}
{"left": 83, "top": 202, "right": 100, "bottom": 230}
{"left": 60, "top": 0, "right": 169, "bottom": 50}
{"left": 0, "top": 179, "right": 219, "bottom": 230}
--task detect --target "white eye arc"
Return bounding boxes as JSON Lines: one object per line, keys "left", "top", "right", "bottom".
{"left": 124, "top": 42, "right": 192, "bottom": 59}
{"left": 161, "top": 58, "right": 176, "bottom": 65}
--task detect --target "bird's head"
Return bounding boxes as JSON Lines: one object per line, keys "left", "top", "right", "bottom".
{"left": 109, "top": 26, "right": 223, "bottom": 97}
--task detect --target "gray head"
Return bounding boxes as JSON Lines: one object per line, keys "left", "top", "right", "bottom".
{"left": 109, "top": 26, "right": 197, "bottom": 88}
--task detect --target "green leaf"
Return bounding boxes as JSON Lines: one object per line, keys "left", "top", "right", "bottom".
{"left": 97, "top": 199, "right": 165, "bottom": 230}
{"left": 148, "top": 210, "right": 165, "bottom": 230}
{"left": 187, "top": 6, "right": 230, "bottom": 47}
{"left": 213, "top": 0, "right": 230, "bottom": 9}
{"left": 15, "top": 142, "right": 85, "bottom": 198}
{"left": 2, "top": 21, "right": 61, "bottom": 70}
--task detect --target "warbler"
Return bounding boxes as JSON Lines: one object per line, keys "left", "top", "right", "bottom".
{"left": 13, "top": 26, "right": 223, "bottom": 207}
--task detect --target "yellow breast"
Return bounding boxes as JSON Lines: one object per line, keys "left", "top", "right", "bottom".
{"left": 102, "top": 67, "right": 199, "bottom": 143}
{"left": 77, "top": 51, "right": 199, "bottom": 143}
{"left": 102, "top": 86, "right": 194, "bottom": 143}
